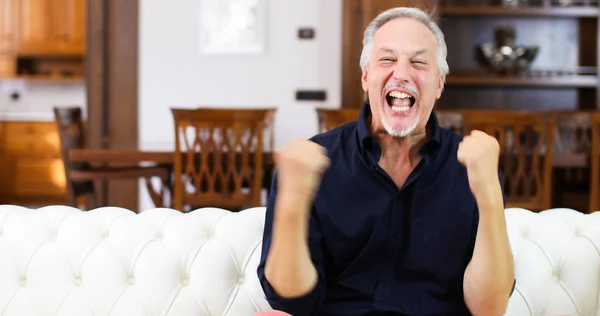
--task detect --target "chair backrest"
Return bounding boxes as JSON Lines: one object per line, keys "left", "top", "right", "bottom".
{"left": 171, "top": 108, "right": 276, "bottom": 212}
{"left": 589, "top": 112, "right": 600, "bottom": 213}
{"left": 53, "top": 106, "right": 95, "bottom": 199}
{"left": 460, "top": 110, "right": 555, "bottom": 211}
{"left": 316, "top": 108, "right": 360, "bottom": 132}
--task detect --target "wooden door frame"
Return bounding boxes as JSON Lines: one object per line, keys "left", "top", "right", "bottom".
{"left": 86, "top": 0, "right": 140, "bottom": 211}
{"left": 342, "top": 0, "right": 364, "bottom": 110}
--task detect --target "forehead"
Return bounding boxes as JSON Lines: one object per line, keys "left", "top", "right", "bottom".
{"left": 372, "top": 18, "right": 438, "bottom": 54}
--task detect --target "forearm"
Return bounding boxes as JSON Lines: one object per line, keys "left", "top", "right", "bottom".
{"left": 464, "top": 189, "right": 514, "bottom": 316}
{"left": 264, "top": 194, "right": 318, "bottom": 298}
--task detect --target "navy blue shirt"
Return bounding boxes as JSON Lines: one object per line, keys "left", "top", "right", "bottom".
{"left": 257, "top": 103, "right": 505, "bottom": 316}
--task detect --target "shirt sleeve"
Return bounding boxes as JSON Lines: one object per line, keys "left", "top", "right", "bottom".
{"left": 256, "top": 173, "right": 327, "bottom": 316}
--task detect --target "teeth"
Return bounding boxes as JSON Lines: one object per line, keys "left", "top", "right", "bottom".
{"left": 389, "top": 91, "right": 412, "bottom": 99}
{"left": 391, "top": 106, "right": 411, "bottom": 112}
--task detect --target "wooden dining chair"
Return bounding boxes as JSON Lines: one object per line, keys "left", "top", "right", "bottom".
{"left": 53, "top": 107, "right": 171, "bottom": 210}
{"left": 589, "top": 112, "right": 600, "bottom": 213}
{"left": 316, "top": 108, "right": 361, "bottom": 133}
{"left": 546, "top": 110, "right": 593, "bottom": 212}
{"left": 171, "top": 108, "right": 276, "bottom": 212}
{"left": 460, "top": 109, "right": 556, "bottom": 211}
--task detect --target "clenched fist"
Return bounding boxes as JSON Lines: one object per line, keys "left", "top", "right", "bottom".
{"left": 457, "top": 130, "right": 502, "bottom": 201}
{"left": 276, "top": 139, "right": 330, "bottom": 209}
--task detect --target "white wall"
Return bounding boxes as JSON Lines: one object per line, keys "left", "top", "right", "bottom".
{"left": 138, "top": 0, "right": 343, "bottom": 211}
{"left": 0, "top": 80, "right": 86, "bottom": 120}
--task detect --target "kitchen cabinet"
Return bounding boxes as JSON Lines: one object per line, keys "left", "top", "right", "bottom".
{"left": 0, "top": 121, "right": 66, "bottom": 204}
{"left": 18, "top": 0, "right": 86, "bottom": 55}
{"left": 0, "top": 0, "right": 86, "bottom": 80}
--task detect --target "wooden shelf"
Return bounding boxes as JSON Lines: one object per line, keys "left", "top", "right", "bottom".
{"left": 440, "top": 5, "right": 599, "bottom": 17}
{"left": 446, "top": 72, "right": 598, "bottom": 87}
{"left": 2, "top": 75, "right": 84, "bottom": 83}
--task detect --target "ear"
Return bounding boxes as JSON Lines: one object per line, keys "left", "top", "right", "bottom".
{"left": 436, "top": 75, "right": 444, "bottom": 99}
{"left": 361, "top": 70, "right": 368, "bottom": 93}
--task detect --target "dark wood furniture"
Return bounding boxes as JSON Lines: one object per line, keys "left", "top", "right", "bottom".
{"left": 85, "top": 0, "right": 140, "bottom": 210}
{"left": 53, "top": 106, "right": 171, "bottom": 210}
{"left": 67, "top": 148, "right": 276, "bottom": 210}
{"left": 316, "top": 108, "right": 361, "bottom": 132}
{"left": 590, "top": 112, "right": 600, "bottom": 213}
{"left": 343, "top": 1, "right": 600, "bottom": 112}
{"left": 171, "top": 108, "right": 276, "bottom": 212}
{"left": 461, "top": 110, "right": 556, "bottom": 211}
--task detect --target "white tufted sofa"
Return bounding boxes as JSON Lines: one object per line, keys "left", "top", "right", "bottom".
{"left": 0, "top": 205, "right": 599, "bottom": 316}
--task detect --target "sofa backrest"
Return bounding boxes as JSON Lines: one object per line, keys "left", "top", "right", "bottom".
{"left": 0, "top": 205, "right": 599, "bottom": 316}
{"left": 0, "top": 205, "right": 272, "bottom": 316}
{"left": 504, "top": 207, "right": 600, "bottom": 316}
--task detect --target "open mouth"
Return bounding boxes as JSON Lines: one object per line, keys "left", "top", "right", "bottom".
{"left": 385, "top": 91, "right": 416, "bottom": 113}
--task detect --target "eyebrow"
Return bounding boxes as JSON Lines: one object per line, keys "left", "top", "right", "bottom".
{"left": 411, "top": 49, "right": 428, "bottom": 58}
{"left": 377, "top": 47, "right": 429, "bottom": 57}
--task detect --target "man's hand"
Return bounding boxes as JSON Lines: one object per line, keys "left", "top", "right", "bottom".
{"left": 276, "top": 138, "right": 330, "bottom": 210}
{"left": 457, "top": 130, "right": 502, "bottom": 205}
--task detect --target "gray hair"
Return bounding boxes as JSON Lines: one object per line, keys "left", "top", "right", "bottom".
{"left": 359, "top": 7, "right": 449, "bottom": 79}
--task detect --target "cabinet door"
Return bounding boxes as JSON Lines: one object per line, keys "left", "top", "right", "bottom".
{"left": 2, "top": 122, "right": 65, "bottom": 203}
{"left": 12, "top": 157, "right": 66, "bottom": 198}
{"left": 54, "top": 0, "right": 86, "bottom": 54}
{"left": 17, "top": 0, "right": 58, "bottom": 54}
{"left": 0, "top": 0, "right": 18, "bottom": 53}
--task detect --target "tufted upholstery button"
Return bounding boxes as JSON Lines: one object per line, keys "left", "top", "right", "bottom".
{"left": 181, "top": 278, "right": 189, "bottom": 286}
{"left": 74, "top": 277, "right": 82, "bottom": 286}
{"left": 237, "top": 274, "right": 245, "bottom": 284}
{"left": 127, "top": 277, "right": 134, "bottom": 285}
{"left": 20, "top": 276, "right": 26, "bottom": 287}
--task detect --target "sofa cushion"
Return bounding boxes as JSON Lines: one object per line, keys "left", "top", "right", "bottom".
{"left": 0, "top": 205, "right": 272, "bottom": 316}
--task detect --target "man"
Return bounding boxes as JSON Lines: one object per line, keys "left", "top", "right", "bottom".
{"left": 257, "top": 7, "right": 515, "bottom": 316}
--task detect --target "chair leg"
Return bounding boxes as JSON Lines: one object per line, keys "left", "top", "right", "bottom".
{"left": 66, "top": 182, "right": 78, "bottom": 207}
{"left": 87, "top": 192, "right": 99, "bottom": 210}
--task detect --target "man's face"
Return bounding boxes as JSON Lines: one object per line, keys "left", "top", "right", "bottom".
{"left": 361, "top": 18, "right": 444, "bottom": 137}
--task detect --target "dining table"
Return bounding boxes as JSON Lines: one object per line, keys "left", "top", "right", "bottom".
{"left": 68, "top": 148, "right": 277, "bottom": 208}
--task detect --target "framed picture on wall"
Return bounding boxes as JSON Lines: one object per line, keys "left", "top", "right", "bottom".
{"left": 199, "top": 0, "right": 267, "bottom": 55}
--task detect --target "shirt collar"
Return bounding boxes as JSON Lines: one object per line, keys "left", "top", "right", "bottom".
{"left": 356, "top": 101, "right": 441, "bottom": 153}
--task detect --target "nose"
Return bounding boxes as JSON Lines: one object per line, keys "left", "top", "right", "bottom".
{"left": 391, "top": 59, "right": 411, "bottom": 83}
